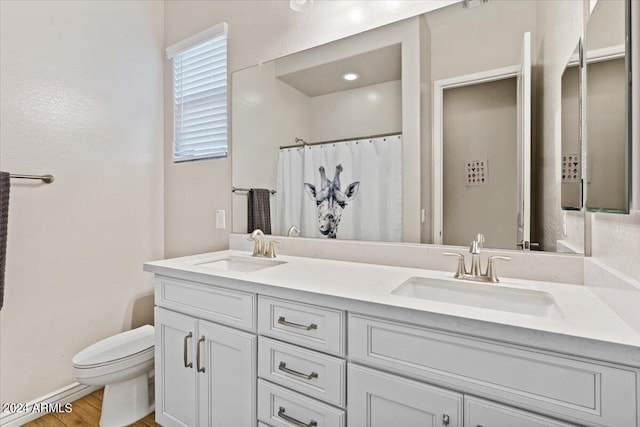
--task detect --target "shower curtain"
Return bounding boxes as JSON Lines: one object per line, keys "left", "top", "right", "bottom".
{"left": 277, "top": 134, "right": 403, "bottom": 242}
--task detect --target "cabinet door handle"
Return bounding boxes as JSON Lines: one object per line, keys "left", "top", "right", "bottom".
{"left": 277, "top": 316, "right": 317, "bottom": 331}
{"left": 196, "top": 336, "right": 205, "bottom": 373}
{"left": 183, "top": 332, "right": 193, "bottom": 368}
{"left": 278, "top": 361, "right": 318, "bottom": 380}
{"left": 442, "top": 414, "right": 450, "bottom": 426}
{"left": 277, "top": 406, "right": 317, "bottom": 427}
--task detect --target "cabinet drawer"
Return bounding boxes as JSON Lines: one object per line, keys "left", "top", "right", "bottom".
{"left": 258, "top": 336, "right": 346, "bottom": 407}
{"left": 349, "top": 314, "right": 638, "bottom": 427}
{"left": 464, "top": 396, "right": 577, "bottom": 427}
{"left": 258, "top": 296, "right": 345, "bottom": 356}
{"left": 156, "top": 276, "right": 256, "bottom": 332}
{"left": 258, "top": 379, "right": 345, "bottom": 427}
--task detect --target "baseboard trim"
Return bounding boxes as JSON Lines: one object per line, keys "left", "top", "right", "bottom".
{"left": 0, "top": 382, "right": 100, "bottom": 427}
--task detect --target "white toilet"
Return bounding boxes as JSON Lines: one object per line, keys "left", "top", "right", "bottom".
{"left": 72, "top": 325, "right": 155, "bottom": 427}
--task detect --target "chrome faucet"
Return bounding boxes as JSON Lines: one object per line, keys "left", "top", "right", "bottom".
{"left": 287, "top": 226, "right": 300, "bottom": 237}
{"left": 248, "top": 229, "right": 280, "bottom": 258}
{"left": 443, "top": 233, "right": 511, "bottom": 283}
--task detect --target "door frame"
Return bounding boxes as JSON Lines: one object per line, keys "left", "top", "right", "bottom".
{"left": 432, "top": 65, "right": 520, "bottom": 244}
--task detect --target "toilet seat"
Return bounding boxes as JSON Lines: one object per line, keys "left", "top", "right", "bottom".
{"left": 73, "top": 348, "right": 154, "bottom": 383}
{"left": 73, "top": 324, "right": 154, "bottom": 368}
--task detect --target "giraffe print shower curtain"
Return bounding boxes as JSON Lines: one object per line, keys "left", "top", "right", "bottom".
{"left": 277, "top": 134, "right": 403, "bottom": 241}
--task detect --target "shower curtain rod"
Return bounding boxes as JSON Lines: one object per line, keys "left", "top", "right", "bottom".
{"left": 279, "top": 131, "right": 402, "bottom": 150}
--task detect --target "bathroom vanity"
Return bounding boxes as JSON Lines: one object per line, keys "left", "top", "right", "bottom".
{"left": 144, "top": 250, "right": 640, "bottom": 427}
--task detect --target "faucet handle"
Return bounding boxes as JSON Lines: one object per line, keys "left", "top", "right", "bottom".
{"left": 265, "top": 240, "right": 281, "bottom": 258}
{"left": 443, "top": 252, "right": 467, "bottom": 278}
{"left": 251, "top": 240, "right": 262, "bottom": 256}
{"left": 486, "top": 255, "right": 512, "bottom": 282}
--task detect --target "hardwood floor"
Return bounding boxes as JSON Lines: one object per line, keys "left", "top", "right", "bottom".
{"left": 23, "top": 389, "right": 159, "bottom": 427}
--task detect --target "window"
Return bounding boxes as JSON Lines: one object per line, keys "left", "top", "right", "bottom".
{"left": 167, "top": 23, "right": 228, "bottom": 162}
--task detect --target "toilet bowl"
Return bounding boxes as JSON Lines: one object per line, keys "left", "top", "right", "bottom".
{"left": 73, "top": 325, "right": 155, "bottom": 427}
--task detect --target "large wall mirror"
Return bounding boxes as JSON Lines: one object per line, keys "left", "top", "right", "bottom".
{"left": 231, "top": 0, "right": 632, "bottom": 253}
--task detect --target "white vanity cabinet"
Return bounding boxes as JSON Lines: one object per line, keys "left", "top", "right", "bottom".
{"left": 146, "top": 258, "right": 640, "bottom": 427}
{"left": 348, "top": 313, "right": 638, "bottom": 427}
{"left": 154, "top": 277, "right": 257, "bottom": 427}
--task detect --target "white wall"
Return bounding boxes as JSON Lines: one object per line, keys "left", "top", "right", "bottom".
{"left": 310, "top": 80, "right": 401, "bottom": 142}
{"left": 426, "top": 0, "right": 537, "bottom": 81}
{"left": 164, "top": 0, "right": 457, "bottom": 257}
{"left": 0, "top": 0, "right": 164, "bottom": 405}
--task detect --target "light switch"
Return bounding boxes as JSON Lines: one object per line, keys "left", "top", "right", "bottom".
{"left": 216, "top": 210, "right": 226, "bottom": 229}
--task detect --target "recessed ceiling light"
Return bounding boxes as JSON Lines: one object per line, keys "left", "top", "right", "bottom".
{"left": 342, "top": 72, "right": 360, "bottom": 81}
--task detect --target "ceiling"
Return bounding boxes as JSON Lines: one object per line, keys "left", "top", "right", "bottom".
{"left": 276, "top": 44, "right": 401, "bottom": 97}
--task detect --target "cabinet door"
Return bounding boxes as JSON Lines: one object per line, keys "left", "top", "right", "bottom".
{"left": 197, "top": 319, "right": 257, "bottom": 427}
{"left": 348, "top": 364, "right": 463, "bottom": 427}
{"left": 464, "top": 397, "right": 577, "bottom": 427}
{"left": 155, "top": 307, "right": 198, "bottom": 427}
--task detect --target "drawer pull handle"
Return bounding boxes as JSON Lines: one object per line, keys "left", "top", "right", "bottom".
{"left": 196, "top": 336, "right": 205, "bottom": 373}
{"left": 183, "top": 332, "right": 193, "bottom": 368}
{"left": 278, "top": 316, "right": 317, "bottom": 331}
{"left": 277, "top": 406, "right": 317, "bottom": 427}
{"left": 278, "top": 361, "right": 318, "bottom": 380}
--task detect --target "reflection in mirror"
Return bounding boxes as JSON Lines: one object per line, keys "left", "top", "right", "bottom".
{"left": 232, "top": 19, "right": 418, "bottom": 243}
{"left": 442, "top": 78, "right": 518, "bottom": 250}
{"left": 585, "top": 0, "right": 630, "bottom": 213}
{"left": 561, "top": 41, "right": 583, "bottom": 210}
{"left": 558, "top": 41, "right": 586, "bottom": 255}
{"left": 232, "top": 0, "right": 589, "bottom": 253}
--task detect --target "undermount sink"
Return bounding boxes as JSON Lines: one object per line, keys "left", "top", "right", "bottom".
{"left": 195, "top": 256, "right": 286, "bottom": 272}
{"left": 392, "top": 277, "right": 564, "bottom": 319}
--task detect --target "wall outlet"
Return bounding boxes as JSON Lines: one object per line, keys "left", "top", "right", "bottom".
{"left": 216, "top": 210, "right": 226, "bottom": 229}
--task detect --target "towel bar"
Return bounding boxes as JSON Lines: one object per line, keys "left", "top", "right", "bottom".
{"left": 232, "top": 186, "right": 276, "bottom": 195}
{"left": 9, "top": 174, "right": 54, "bottom": 183}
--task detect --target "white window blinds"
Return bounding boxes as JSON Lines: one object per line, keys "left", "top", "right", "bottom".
{"left": 167, "top": 23, "right": 228, "bottom": 162}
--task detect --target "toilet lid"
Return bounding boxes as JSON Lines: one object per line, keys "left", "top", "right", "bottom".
{"left": 72, "top": 324, "right": 154, "bottom": 367}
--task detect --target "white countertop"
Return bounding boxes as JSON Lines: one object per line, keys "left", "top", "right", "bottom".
{"left": 144, "top": 250, "right": 640, "bottom": 363}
